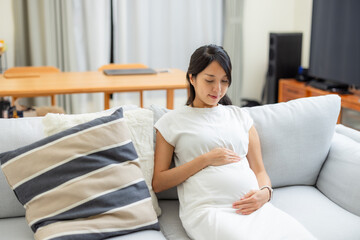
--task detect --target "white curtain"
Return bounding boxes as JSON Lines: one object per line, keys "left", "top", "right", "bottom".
{"left": 13, "top": 0, "right": 224, "bottom": 112}
{"left": 13, "top": 0, "right": 111, "bottom": 114}
{"left": 111, "top": 0, "right": 223, "bottom": 109}
{"left": 223, "top": 0, "right": 244, "bottom": 106}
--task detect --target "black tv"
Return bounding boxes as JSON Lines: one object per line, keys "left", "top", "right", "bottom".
{"left": 308, "top": 0, "right": 360, "bottom": 91}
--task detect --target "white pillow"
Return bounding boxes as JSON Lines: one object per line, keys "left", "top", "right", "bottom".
{"left": 245, "top": 95, "right": 341, "bottom": 188}
{"left": 42, "top": 106, "right": 161, "bottom": 216}
{"left": 42, "top": 105, "right": 138, "bottom": 136}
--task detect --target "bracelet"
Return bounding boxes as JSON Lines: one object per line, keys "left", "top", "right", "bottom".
{"left": 260, "top": 185, "right": 273, "bottom": 202}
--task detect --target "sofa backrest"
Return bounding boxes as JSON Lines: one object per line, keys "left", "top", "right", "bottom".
{"left": 0, "top": 96, "right": 342, "bottom": 208}
{"left": 0, "top": 117, "right": 45, "bottom": 218}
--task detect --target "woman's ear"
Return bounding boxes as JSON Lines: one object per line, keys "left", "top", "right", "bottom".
{"left": 189, "top": 74, "right": 195, "bottom": 85}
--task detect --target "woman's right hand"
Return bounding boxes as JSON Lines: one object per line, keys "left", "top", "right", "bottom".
{"left": 203, "top": 148, "right": 241, "bottom": 166}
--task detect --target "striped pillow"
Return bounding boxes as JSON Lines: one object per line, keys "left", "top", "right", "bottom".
{"left": 0, "top": 108, "right": 159, "bottom": 240}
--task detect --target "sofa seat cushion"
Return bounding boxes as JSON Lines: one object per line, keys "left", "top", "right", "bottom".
{"left": 107, "top": 230, "right": 166, "bottom": 240}
{"left": 272, "top": 186, "right": 360, "bottom": 240}
{"left": 158, "top": 200, "right": 190, "bottom": 240}
{"left": 0, "top": 217, "right": 166, "bottom": 240}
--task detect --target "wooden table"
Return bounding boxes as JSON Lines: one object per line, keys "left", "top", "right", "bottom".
{"left": 0, "top": 69, "right": 188, "bottom": 109}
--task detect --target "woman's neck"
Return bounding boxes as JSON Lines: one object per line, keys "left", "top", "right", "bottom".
{"left": 190, "top": 102, "right": 218, "bottom": 108}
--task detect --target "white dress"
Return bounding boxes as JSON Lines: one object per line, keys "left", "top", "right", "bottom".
{"left": 155, "top": 104, "right": 315, "bottom": 240}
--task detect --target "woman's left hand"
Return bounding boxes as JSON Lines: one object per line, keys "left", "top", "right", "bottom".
{"left": 232, "top": 188, "right": 269, "bottom": 215}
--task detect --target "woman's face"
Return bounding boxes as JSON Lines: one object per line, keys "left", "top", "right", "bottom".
{"left": 189, "top": 61, "right": 229, "bottom": 108}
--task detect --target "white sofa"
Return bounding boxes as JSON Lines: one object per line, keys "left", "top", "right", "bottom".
{"left": 1, "top": 95, "right": 360, "bottom": 240}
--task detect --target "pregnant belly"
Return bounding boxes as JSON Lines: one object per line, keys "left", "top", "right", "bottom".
{"left": 184, "top": 161, "right": 259, "bottom": 206}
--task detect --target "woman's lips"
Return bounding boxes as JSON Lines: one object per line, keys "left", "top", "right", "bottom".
{"left": 209, "top": 95, "right": 218, "bottom": 99}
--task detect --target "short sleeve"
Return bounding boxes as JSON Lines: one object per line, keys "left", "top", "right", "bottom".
{"left": 240, "top": 108, "right": 254, "bottom": 132}
{"left": 154, "top": 112, "right": 176, "bottom": 147}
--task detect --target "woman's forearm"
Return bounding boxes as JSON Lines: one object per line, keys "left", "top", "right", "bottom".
{"left": 152, "top": 155, "right": 208, "bottom": 193}
{"left": 255, "top": 171, "right": 272, "bottom": 201}
{"left": 256, "top": 171, "right": 271, "bottom": 188}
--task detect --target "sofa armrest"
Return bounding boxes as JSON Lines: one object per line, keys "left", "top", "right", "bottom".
{"left": 335, "top": 124, "right": 360, "bottom": 142}
{"left": 316, "top": 126, "right": 360, "bottom": 217}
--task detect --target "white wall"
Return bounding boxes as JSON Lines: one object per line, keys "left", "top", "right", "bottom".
{"left": 294, "top": 0, "right": 313, "bottom": 68}
{"left": 242, "top": 0, "right": 312, "bottom": 102}
{"left": 0, "top": 0, "right": 15, "bottom": 70}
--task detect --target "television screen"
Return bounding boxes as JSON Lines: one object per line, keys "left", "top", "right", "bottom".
{"left": 309, "top": 0, "right": 360, "bottom": 88}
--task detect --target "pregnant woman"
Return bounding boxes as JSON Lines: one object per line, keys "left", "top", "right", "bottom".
{"left": 152, "top": 44, "right": 315, "bottom": 240}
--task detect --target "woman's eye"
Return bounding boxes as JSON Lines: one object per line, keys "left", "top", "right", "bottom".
{"left": 205, "top": 80, "right": 214, "bottom": 83}
{"left": 222, "top": 80, "right": 229, "bottom": 83}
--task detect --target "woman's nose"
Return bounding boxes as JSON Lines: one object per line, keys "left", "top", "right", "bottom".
{"left": 213, "top": 82, "right": 221, "bottom": 92}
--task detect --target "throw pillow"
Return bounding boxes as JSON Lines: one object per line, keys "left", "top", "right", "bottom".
{"left": 42, "top": 106, "right": 161, "bottom": 216}
{"left": 0, "top": 108, "right": 159, "bottom": 240}
{"left": 42, "top": 105, "right": 138, "bottom": 136}
{"left": 244, "top": 95, "right": 341, "bottom": 187}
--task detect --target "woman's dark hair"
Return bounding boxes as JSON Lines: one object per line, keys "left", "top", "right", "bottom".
{"left": 186, "top": 44, "right": 232, "bottom": 106}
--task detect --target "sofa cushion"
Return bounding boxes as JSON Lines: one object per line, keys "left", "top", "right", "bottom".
{"left": 42, "top": 106, "right": 161, "bottom": 216}
{"left": 0, "top": 108, "right": 159, "bottom": 240}
{"left": 245, "top": 95, "right": 341, "bottom": 187}
{"left": 317, "top": 130, "right": 360, "bottom": 216}
{"left": 0, "top": 117, "right": 45, "bottom": 218}
{"left": 272, "top": 186, "right": 360, "bottom": 240}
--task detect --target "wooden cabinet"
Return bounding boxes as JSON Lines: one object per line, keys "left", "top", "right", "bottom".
{"left": 278, "top": 79, "right": 360, "bottom": 124}
{"left": 279, "top": 80, "right": 307, "bottom": 102}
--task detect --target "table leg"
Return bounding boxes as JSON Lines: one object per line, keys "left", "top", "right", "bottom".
{"left": 140, "top": 90, "right": 144, "bottom": 108}
{"left": 104, "top": 93, "right": 110, "bottom": 110}
{"left": 51, "top": 95, "right": 56, "bottom": 106}
{"left": 167, "top": 89, "right": 174, "bottom": 109}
